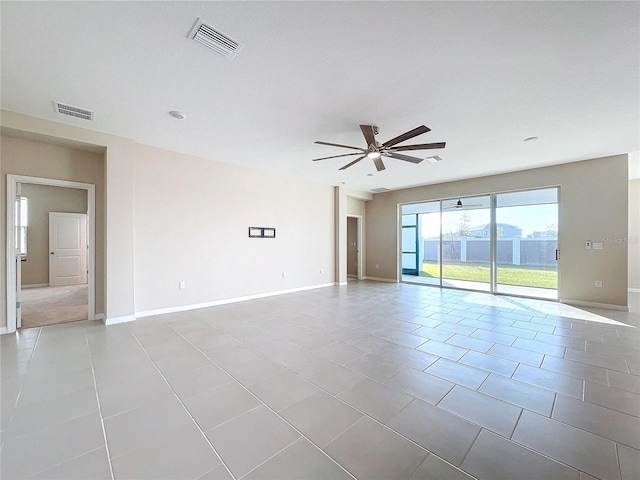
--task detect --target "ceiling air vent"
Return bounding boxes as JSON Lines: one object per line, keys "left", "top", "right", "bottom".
{"left": 189, "top": 19, "right": 242, "bottom": 58}
{"left": 53, "top": 101, "right": 94, "bottom": 121}
{"left": 371, "top": 187, "right": 390, "bottom": 193}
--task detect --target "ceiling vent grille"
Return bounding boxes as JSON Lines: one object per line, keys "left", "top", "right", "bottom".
{"left": 371, "top": 187, "right": 390, "bottom": 193}
{"left": 53, "top": 101, "right": 94, "bottom": 121}
{"left": 189, "top": 19, "right": 242, "bottom": 58}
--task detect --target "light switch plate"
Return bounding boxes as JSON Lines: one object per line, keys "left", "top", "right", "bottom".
{"left": 593, "top": 242, "right": 603, "bottom": 250}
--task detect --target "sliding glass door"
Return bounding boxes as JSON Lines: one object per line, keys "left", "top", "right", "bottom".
{"left": 494, "top": 188, "right": 558, "bottom": 299}
{"left": 401, "top": 201, "right": 440, "bottom": 285}
{"left": 399, "top": 187, "right": 559, "bottom": 300}
{"left": 441, "top": 195, "right": 491, "bottom": 292}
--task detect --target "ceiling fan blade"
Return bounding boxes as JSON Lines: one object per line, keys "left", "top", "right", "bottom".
{"left": 373, "top": 156, "right": 386, "bottom": 171}
{"left": 312, "top": 152, "right": 365, "bottom": 162}
{"left": 360, "top": 125, "right": 377, "bottom": 147}
{"left": 388, "top": 142, "right": 446, "bottom": 151}
{"left": 314, "top": 141, "right": 364, "bottom": 151}
{"left": 383, "top": 152, "right": 424, "bottom": 164}
{"left": 381, "top": 125, "right": 430, "bottom": 148}
{"left": 339, "top": 155, "right": 367, "bottom": 170}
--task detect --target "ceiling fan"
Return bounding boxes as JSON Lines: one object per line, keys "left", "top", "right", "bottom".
{"left": 444, "top": 199, "right": 485, "bottom": 209}
{"left": 312, "top": 124, "right": 446, "bottom": 171}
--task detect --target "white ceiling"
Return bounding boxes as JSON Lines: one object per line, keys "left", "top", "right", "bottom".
{"left": 2, "top": 1, "right": 639, "bottom": 191}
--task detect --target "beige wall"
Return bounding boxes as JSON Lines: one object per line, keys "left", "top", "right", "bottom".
{"left": 630, "top": 179, "right": 640, "bottom": 290}
{"left": 1, "top": 111, "right": 335, "bottom": 329}
{"left": 1, "top": 134, "right": 105, "bottom": 322}
{"left": 20, "top": 184, "right": 87, "bottom": 286}
{"left": 366, "top": 155, "right": 629, "bottom": 308}
{"left": 132, "top": 143, "right": 335, "bottom": 313}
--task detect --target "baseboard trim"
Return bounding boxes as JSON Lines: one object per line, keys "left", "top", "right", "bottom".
{"left": 135, "top": 282, "right": 336, "bottom": 319}
{"left": 337, "top": 282, "right": 348, "bottom": 286}
{"left": 22, "top": 283, "right": 48, "bottom": 289}
{"left": 629, "top": 288, "right": 640, "bottom": 294}
{"left": 364, "top": 276, "right": 398, "bottom": 283}
{"left": 0, "top": 326, "right": 9, "bottom": 335}
{"left": 560, "top": 298, "right": 629, "bottom": 312}
{"left": 104, "top": 314, "right": 136, "bottom": 325}
{"left": 94, "top": 313, "right": 105, "bottom": 321}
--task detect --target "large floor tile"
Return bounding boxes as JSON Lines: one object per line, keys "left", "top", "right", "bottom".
{"left": 104, "top": 394, "right": 194, "bottom": 458}
{"left": 33, "top": 447, "right": 111, "bottom": 480}
{"left": 4, "top": 386, "right": 98, "bottom": 440}
{"left": 205, "top": 405, "right": 300, "bottom": 478}
{"left": 298, "top": 359, "right": 366, "bottom": 394}
{"left": 337, "top": 377, "right": 414, "bottom": 423}
{"left": 111, "top": 424, "right": 221, "bottom": 480}
{"left": 512, "top": 410, "right": 620, "bottom": 480}
{"left": 324, "top": 416, "right": 429, "bottom": 480}
{"left": 0, "top": 411, "right": 105, "bottom": 479}
{"left": 552, "top": 394, "right": 640, "bottom": 449}
{"left": 618, "top": 444, "right": 640, "bottom": 480}
{"left": 438, "top": 385, "right": 522, "bottom": 437}
{"left": 425, "top": 358, "right": 489, "bottom": 390}
{"left": 459, "top": 350, "right": 518, "bottom": 377}
{"left": 478, "top": 373, "right": 555, "bottom": 416}
{"left": 410, "top": 454, "right": 474, "bottom": 480}
{"left": 166, "top": 363, "right": 234, "bottom": 399}
{"left": 584, "top": 381, "right": 640, "bottom": 417}
{"left": 386, "top": 398, "right": 481, "bottom": 466}
{"left": 183, "top": 381, "right": 261, "bottom": 431}
{"left": 512, "top": 363, "right": 583, "bottom": 398}
{"left": 98, "top": 372, "right": 172, "bottom": 418}
{"left": 279, "top": 390, "right": 363, "bottom": 448}
{"left": 384, "top": 367, "right": 454, "bottom": 404}
{"left": 345, "top": 353, "right": 406, "bottom": 381}
{"left": 461, "top": 429, "right": 579, "bottom": 480}
{"left": 244, "top": 438, "right": 351, "bottom": 479}
{"left": 248, "top": 370, "right": 320, "bottom": 412}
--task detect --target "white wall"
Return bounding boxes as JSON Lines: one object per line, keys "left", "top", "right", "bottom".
{"left": 132, "top": 143, "right": 335, "bottom": 313}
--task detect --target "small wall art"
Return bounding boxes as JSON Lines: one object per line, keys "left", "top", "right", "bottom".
{"left": 249, "top": 227, "right": 276, "bottom": 238}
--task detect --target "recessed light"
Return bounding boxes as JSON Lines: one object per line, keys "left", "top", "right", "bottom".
{"left": 339, "top": 181, "right": 346, "bottom": 185}
{"left": 169, "top": 111, "right": 186, "bottom": 120}
{"left": 523, "top": 136, "right": 538, "bottom": 142}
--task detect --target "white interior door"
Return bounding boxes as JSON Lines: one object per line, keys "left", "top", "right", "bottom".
{"left": 49, "top": 212, "right": 87, "bottom": 286}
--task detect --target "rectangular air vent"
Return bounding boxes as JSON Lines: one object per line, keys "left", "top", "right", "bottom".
{"left": 189, "top": 19, "right": 242, "bottom": 58}
{"left": 53, "top": 101, "right": 94, "bottom": 121}
{"left": 371, "top": 187, "right": 390, "bottom": 193}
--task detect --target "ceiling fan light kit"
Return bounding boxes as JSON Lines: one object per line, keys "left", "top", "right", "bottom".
{"left": 312, "top": 124, "right": 446, "bottom": 172}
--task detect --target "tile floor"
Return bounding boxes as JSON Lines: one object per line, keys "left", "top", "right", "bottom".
{"left": 1, "top": 281, "right": 639, "bottom": 479}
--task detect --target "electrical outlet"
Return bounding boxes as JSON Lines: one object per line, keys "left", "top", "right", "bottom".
{"left": 595, "top": 280, "right": 602, "bottom": 288}
{"left": 179, "top": 281, "right": 186, "bottom": 289}
{"left": 282, "top": 271, "right": 286, "bottom": 278}
{"left": 320, "top": 268, "right": 323, "bottom": 274}
{"left": 375, "top": 264, "right": 379, "bottom": 269}
{"left": 585, "top": 241, "right": 591, "bottom": 249}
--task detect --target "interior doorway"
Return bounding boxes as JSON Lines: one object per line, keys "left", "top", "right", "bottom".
{"left": 346, "top": 215, "right": 363, "bottom": 280}
{"left": 6, "top": 175, "right": 96, "bottom": 332}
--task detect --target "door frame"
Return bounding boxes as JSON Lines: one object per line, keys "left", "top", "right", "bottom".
{"left": 346, "top": 214, "right": 363, "bottom": 280}
{"left": 5, "top": 175, "right": 96, "bottom": 333}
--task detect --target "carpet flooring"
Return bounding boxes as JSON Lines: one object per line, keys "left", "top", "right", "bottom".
{"left": 20, "top": 284, "right": 88, "bottom": 329}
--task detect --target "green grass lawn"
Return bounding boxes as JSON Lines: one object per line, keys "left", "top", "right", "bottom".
{"left": 420, "top": 261, "right": 557, "bottom": 289}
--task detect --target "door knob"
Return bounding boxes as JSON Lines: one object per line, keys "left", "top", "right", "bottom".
{"left": 50, "top": 252, "right": 54, "bottom": 255}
